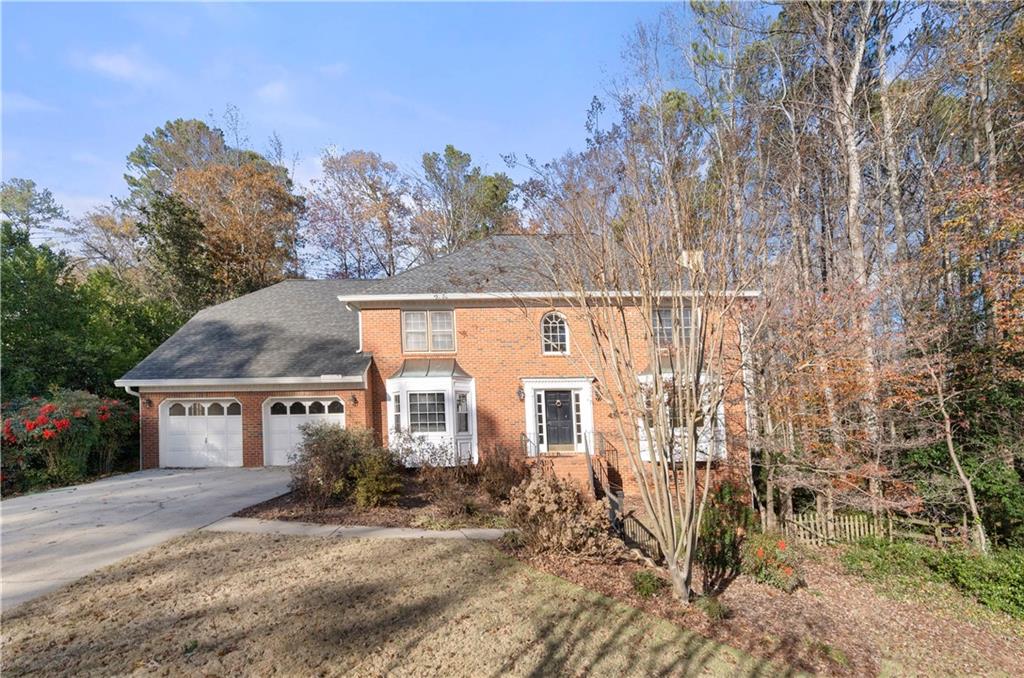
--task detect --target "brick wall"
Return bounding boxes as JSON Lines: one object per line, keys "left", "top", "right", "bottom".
{"left": 138, "top": 388, "right": 370, "bottom": 469}
{"left": 360, "top": 302, "right": 753, "bottom": 492}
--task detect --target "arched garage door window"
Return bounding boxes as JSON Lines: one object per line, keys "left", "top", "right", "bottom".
{"left": 265, "top": 398, "right": 345, "bottom": 466}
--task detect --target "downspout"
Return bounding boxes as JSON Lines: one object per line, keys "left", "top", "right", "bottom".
{"left": 122, "top": 385, "right": 142, "bottom": 470}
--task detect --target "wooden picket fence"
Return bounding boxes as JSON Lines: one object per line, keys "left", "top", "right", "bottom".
{"left": 783, "top": 511, "right": 882, "bottom": 546}
{"left": 782, "top": 511, "right": 965, "bottom": 547}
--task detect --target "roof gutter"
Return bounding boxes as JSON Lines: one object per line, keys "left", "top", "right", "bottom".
{"left": 338, "top": 289, "right": 762, "bottom": 308}
{"left": 113, "top": 374, "right": 367, "bottom": 390}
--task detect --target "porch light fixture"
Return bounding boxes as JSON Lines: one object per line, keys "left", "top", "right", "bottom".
{"left": 516, "top": 386, "right": 525, "bottom": 401}
{"left": 349, "top": 394, "right": 359, "bottom": 405}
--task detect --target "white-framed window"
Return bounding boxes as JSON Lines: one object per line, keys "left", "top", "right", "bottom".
{"left": 652, "top": 306, "right": 693, "bottom": 346}
{"left": 541, "top": 312, "right": 569, "bottom": 354}
{"left": 456, "top": 392, "right": 470, "bottom": 433}
{"left": 392, "top": 394, "right": 401, "bottom": 431}
{"left": 534, "top": 392, "right": 545, "bottom": 445}
{"left": 409, "top": 392, "right": 446, "bottom": 432}
{"left": 166, "top": 400, "right": 241, "bottom": 417}
{"left": 403, "top": 310, "right": 455, "bottom": 352}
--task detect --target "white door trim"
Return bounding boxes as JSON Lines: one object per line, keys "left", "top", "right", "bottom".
{"left": 521, "top": 377, "right": 594, "bottom": 454}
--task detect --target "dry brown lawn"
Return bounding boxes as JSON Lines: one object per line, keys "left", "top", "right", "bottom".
{"left": 1, "top": 532, "right": 786, "bottom": 677}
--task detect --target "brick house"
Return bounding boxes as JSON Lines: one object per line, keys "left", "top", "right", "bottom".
{"left": 116, "top": 235, "right": 756, "bottom": 495}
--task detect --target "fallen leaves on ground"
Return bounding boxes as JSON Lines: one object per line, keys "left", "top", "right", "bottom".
{"left": 509, "top": 545, "right": 1024, "bottom": 676}
{"left": 1, "top": 533, "right": 778, "bottom": 677}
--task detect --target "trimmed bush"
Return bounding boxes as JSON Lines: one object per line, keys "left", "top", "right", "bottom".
{"left": 289, "top": 425, "right": 376, "bottom": 507}
{"left": 697, "top": 481, "right": 754, "bottom": 595}
{"left": 2, "top": 390, "right": 137, "bottom": 492}
{"left": 632, "top": 570, "right": 669, "bottom": 598}
{"left": 352, "top": 449, "right": 403, "bottom": 508}
{"left": 741, "top": 532, "right": 805, "bottom": 593}
{"left": 507, "top": 471, "right": 622, "bottom": 559}
{"left": 842, "top": 537, "right": 1024, "bottom": 619}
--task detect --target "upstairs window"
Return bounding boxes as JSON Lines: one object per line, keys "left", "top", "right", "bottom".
{"left": 403, "top": 310, "right": 455, "bottom": 352}
{"left": 652, "top": 307, "right": 693, "bottom": 346}
{"left": 541, "top": 312, "right": 569, "bottom": 354}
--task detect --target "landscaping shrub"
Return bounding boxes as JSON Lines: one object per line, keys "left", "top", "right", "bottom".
{"left": 390, "top": 430, "right": 470, "bottom": 470}
{"left": 2, "top": 390, "right": 137, "bottom": 493}
{"left": 506, "top": 471, "right": 622, "bottom": 558}
{"left": 631, "top": 570, "right": 669, "bottom": 598}
{"left": 741, "top": 532, "right": 804, "bottom": 593}
{"left": 352, "top": 449, "right": 403, "bottom": 508}
{"left": 389, "top": 431, "right": 482, "bottom": 514}
{"left": 696, "top": 595, "right": 731, "bottom": 621}
{"left": 697, "top": 481, "right": 754, "bottom": 595}
{"left": 841, "top": 537, "right": 1024, "bottom": 619}
{"left": 477, "top": 446, "right": 529, "bottom": 502}
{"left": 289, "top": 425, "right": 376, "bottom": 507}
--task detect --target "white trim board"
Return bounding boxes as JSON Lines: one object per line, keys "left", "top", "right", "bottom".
{"left": 339, "top": 289, "right": 762, "bottom": 307}
{"left": 115, "top": 373, "right": 367, "bottom": 391}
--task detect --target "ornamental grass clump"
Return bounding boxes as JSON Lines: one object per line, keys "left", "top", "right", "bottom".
{"left": 741, "top": 532, "right": 805, "bottom": 593}
{"left": 1, "top": 390, "right": 137, "bottom": 492}
{"left": 507, "top": 471, "right": 623, "bottom": 559}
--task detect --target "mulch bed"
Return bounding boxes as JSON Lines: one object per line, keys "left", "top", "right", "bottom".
{"left": 497, "top": 542, "right": 1024, "bottom": 677}
{"left": 235, "top": 470, "right": 506, "bottom": 529}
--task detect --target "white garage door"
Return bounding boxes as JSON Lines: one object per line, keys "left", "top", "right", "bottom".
{"left": 265, "top": 398, "right": 345, "bottom": 466}
{"left": 163, "top": 400, "right": 243, "bottom": 467}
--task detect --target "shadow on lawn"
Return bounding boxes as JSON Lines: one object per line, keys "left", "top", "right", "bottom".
{"left": 3, "top": 533, "right": 790, "bottom": 677}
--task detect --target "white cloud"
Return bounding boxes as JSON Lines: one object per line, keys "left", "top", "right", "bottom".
{"left": 3, "top": 91, "right": 57, "bottom": 113}
{"left": 256, "top": 79, "right": 290, "bottom": 104}
{"left": 53, "top": 192, "right": 108, "bottom": 220}
{"left": 291, "top": 155, "right": 323, "bottom": 190}
{"left": 82, "top": 50, "right": 164, "bottom": 84}
{"left": 319, "top": 62, "right": 349, "bottom": 78}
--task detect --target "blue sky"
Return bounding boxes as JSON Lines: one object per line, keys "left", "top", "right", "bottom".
{"left": 2, "top": 2, "right": 672, "bottom": 223}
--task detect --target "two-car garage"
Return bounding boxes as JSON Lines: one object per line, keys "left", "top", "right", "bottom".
{"left": 159, "top": 397, "right": 346, "bottom": 468}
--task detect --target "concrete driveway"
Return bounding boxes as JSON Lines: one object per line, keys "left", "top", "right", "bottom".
{"left": 1, "top": 467, "right": 290, "bottom": 613}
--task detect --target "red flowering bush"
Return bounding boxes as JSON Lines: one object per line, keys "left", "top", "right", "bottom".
{"left": 741, "top": 531, "right": 805, "bottom": 593}
{"left": 2, "top": 390, "right": 138, "bottom": 494}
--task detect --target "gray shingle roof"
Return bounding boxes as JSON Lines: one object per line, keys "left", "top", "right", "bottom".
{"left": 352, "top": 234, "right": 688, "bottom": 297}
{"left": 118, "top": 280, "right": 371, "bottom": 382}
{"left": 359, "top": 235, "right": 567, "bottom": 296}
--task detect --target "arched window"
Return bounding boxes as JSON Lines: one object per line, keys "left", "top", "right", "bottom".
{"left": 227, "top": 402, "right": 241, "bottom": 416}
{"left": 169, "top": 403, "right": 186, "bottom": 416}
{"left": 289, "top": 401, "right": 306, "bottom": 415}
{"left": 270, "top": 402, "right": 287, "bottom": 415}
{"left": 187, "top": 402, "right": 205, "bottom": 416}
{"left": 308, "top": 401, "right": 325, "bottom": 414}
{"left": 328, "top": 400, "right": 344, "bottom": 414}
{"left": 207, "top": 402, "right": 225, "bottom": 416}
{"left": 541, "top": 312, "right": 568, "bottom": 354}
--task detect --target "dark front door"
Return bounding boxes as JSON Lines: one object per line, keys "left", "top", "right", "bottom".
{"left": 544, "top": 390, "right": 574, "bottom": 448}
